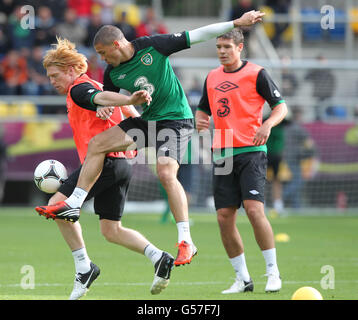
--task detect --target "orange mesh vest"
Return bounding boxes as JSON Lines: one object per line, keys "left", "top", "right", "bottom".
{"left": 67, "top": 74, "right": 134, "bottom": 163}
{"left": 206, "top": 62, "right": 265, "bottom": 150}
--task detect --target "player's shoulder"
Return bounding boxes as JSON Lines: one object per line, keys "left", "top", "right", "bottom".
{"left": 132, "top": 36, "right": 155, "bottom": 52}
{"left": 104, "top": 64, "right": 115, "bottom": 75}
{"left": 132, "top": 32, "right": 188, "bottom": 56}
{"left": 207, "top": 65, "right": 226, "bottom": 83}
{"left": 70, "top": 81, "right": 98, "bottom": 97}
{"left": 246, "top": 60, "right": 264, "bottom": 72}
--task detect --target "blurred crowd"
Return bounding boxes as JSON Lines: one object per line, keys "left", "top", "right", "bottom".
{"left": 0, "top": 0, "right": 169, "bottom": 99}
{"left": 0, "top": 0, "right": 295, "bottom": 100}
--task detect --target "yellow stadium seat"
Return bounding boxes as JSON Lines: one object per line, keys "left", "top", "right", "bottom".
{"left": 18, "top": 101, "right": 37, "bottom": 117}
{"left": 301, "top": 158, "right": 318, "bottom": 180}
{"left": 278, "top": 161, "right": 292, "bottom": 182}
{"left": 259, "top": 5, "right": 275, "bottom": 39}
{"left": 114, "top": 4, "right": 140, "bottom": 27}
{"left": 0, "top": 101, "right": 9, "bottom": 117}
{"left": 91, "top": 3, "right": 101, "bottom": 15}
{"left": 266, "top": 161, "right": 292, "bottom": 182}
{"left": 350, "top": 8, "right": 358, "bottom": 33}
{"left": 282, "top": 24, "right": 293, "bottom": 42}
{"left": 7, "top": 103, "right": 20, "bottom": 117}
{"left": 10, "top": 101, "right": 37, "bottom": 118}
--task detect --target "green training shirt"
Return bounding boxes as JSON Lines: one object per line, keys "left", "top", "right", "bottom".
{"left": 103, "top": 31, "right": 194, "bottom": 121}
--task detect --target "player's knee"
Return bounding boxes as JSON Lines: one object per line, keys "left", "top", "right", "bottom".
{"left": 245, "top": 206, "right": 265, "bottom": 224}
{"left": 216, "top": 213, "right": 226, "bottom": 227}
{"left": 101, "top": 222, "right": 127, "bottom": 244}
{"left": 102, "top": 230, "right": 116, "bottom": 243}
{"left": 217, "top": 208, "right": 235, "bottom": 226}
{"left": 88, "top": 135, "right": 105, "bottom": 154}
{"left": 157, "top": 166, "right": 176, "bottom": 187}
{"left": 101, "top": 224, "right": 119, "bottom": 243}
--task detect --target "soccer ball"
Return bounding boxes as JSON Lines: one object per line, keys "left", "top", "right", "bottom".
{"left": 34, "top": 160, "right": 68, "bottom": 194}
{"left": 291, "top": 286, "right": 323, "bottom": 300}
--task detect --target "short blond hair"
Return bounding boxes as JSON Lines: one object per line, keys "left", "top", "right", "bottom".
{"left": 43, "top": 37, "right": 88, "bottom": 74}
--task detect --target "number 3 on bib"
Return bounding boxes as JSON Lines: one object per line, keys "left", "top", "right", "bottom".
{"left": 134, "top": 76, "right": 155, "bottom": 96}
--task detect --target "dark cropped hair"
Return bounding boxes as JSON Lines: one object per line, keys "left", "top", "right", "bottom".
{"left": 217, "top": 28, "right": 244, "bottom": 45}
{"left": 93, "top": 25, "right": 125, "bottom": 46}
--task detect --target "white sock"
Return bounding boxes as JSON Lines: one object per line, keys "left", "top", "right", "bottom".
{"left": 229, "top": 253, "right": 251, "bottom": 282}
{"left": 262, "top": 248, "right": 280, "bottom": 275}
{"left": 65, "top": 187, "right": 88, "bottom": 208}
{"left": 144, "top": 243, "right": 163, "bottom": 265}
{"left": 274, "top": 199, "right": 284, "bottom": 213}
{"left": 72, "top": 247, "right": 91, "bottom": 274}
{"left": 177, "top": 221, "right": 193, "bottom": 244}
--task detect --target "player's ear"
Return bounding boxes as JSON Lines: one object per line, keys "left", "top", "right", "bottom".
{"left": 113, "top": 40, "right": 121, "bottom": 49}
{"left": 68, "top": 66, "right": 75, "bottom": 76}
{"left": 238, "top": 42, "right": 244, "bottom": 52}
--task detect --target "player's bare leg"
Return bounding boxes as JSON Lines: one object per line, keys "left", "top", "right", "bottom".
{"left": 157, "top": 158, "right": 187, "bottom": 223}
{"left": 48, "top": 192, "right": 86, "bottom": 250}
{"left": 56, "top": 220, "right": 85, "bottom": 251}
{"left": 272, "top": 178, "right": 284, "bottom": 215}
{"left": 243, "top": 200, "right": 281, "bottom": 292}
{"left": 157, "top": 158, "right": 197, "bottom": 266}
{"left": 77, "top": 126, "right": 136, "bottom": 192}
{"left": 100, "top": 219, "right": 174, "bottom": 294}
{"left": 217, "top": 207, "right": 253, "bottom": 294}
{"left": 100, "top": 219, "right": 152, "bottom": 253}
{"left": 217, "top": 207, "right": 244, "bottom": 258}
{"left": 44, "top": 192, "right": 100, "bottom": 300}
{"left": 243, "top": 200, "right": 275, "bottom": 251}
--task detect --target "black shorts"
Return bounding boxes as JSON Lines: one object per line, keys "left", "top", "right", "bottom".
{"left": 58, "top": 157, "right": 132, "bottom": 221}
{"left": 213, "top": 152, "right": 267, "bottom": 210}
{"left": 118, "top": 117, "right": 194, "bottom": 164}
{"left": 267, "top": 153, "right": 282, "bottom": 177}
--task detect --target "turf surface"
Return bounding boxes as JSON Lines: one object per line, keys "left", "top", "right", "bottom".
{"left": 0, "top": 207, "right": 357, "bottom": 300}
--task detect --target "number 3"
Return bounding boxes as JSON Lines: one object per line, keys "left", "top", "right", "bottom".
{"left": 134, "top": 76, "right": 155, "bottom": 95}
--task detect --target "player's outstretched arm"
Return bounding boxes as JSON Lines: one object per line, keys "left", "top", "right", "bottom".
{"left": 93, "top": 90, "right": 152, "bottom": 107}
{"left": 233, "top": 10, "right": 265, "bottom": 27}
{"left": 189, "top": 10, "right": 265, "bottom": 45}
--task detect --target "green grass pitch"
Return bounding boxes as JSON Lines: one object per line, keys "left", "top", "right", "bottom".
{"left": 0, "top": 207, "right": 357, "bottom": 300}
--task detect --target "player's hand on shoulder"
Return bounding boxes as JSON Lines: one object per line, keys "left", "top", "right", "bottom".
{"left": 233, "top": 10, "right": 265, "bottom": 27}
{"left": 96, "top": 106, "right": 114, "bottom": 120}
{"left": 130, "top": 90, "right": 152, "bottom": 106}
